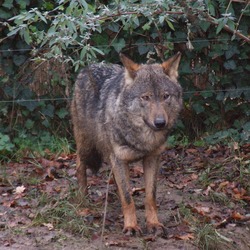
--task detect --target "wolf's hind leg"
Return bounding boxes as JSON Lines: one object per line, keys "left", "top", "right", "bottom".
{"left": 76, "top": 151, "right": 88, "bottom": 195}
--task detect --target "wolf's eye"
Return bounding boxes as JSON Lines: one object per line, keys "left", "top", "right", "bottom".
{"left": 141, "top": 95, "right": 151, "bottom": 101}
{"left": 163, "top": 93, "right": 170, "bottom": 100}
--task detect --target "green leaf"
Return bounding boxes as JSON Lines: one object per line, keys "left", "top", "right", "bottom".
{"left": 138, "top": 44, "right": 152, "bottom": 55}
{"left": 78, "top": 0, "right": 88, "bottom": 10}
{"left": 23, "top": 30, "right": 32, "bottom": 44}
{"left": 192, "top": 103, "right": 205, "bottom": 114}
{"left": 92, "top": 46, "right": 105, "bottom": 55}
{"left": 199, "top": 20, "right": 211, "bottom": 32}
{"left": 208, "top": 2, "right": 215, "bottom": 16}
{"left": 225, "top": 46, "right": 239, "bottom": 59}
{"left": 7, "top": 27, "right": 22, "bottom": 37}
{"left": 56, "top": 108, "right": 68, "bottom": 119}
{"left": 201, "top": 91, "right": 213, "bottom": 98}
{"left": 112, "top": 38, "right": 126, "bottom": 53}
{"left": 13, "top": 55, "right": 26, "bottom": 66}
{"left": 41, "top": 104, "right": 55, "bottom": 118}
{"left": 166, "top": 20, "right": 175, "bottom": 31}
{"left": 3, "top": 0, "right": 14, "bottom": 9}
{"left": 16, "top": 0, "right": 30, "bottom": 9}
{"left": 18, "top": 100, "right": 39, "bottom": 112}
{"left": 142, "top": 22, "right": 151, "bottom": 31}
{"left": 80, "top": 47, "right": 87, "bottom": 60}
{"left": 25, "top": 119, "right": 34, "bottom": 130}
{"left": 0, "top": 134, "right": 14, "bottom": 151}
{"left": 0, "top": 8, "right": 12, "bottom": 19}
{"left": 133, "top": 16, "right": 140, "bottom": 27}
{"left": 216, "top": 92, "right": 225, "bottom": 101}
{"left": 223, "top": 60, "right": 236, "bottom": 70}
{"left": 227, "top": 19, "right": 235, "bottom": 31}
{"left": 107, "top": 23, "right": 119, "bottom": 32}
{"left": 216, "top": 19, "right": 226, "bottom": 34}
{"left": 35, "top": 9, "right": 47, "bottom": 23}
{"left": 159, "top": 16, "right": 165, "bottom": 24}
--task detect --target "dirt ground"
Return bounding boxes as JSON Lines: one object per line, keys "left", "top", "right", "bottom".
{"left": 1, "top": 145, "right": 250, "bottom": 249}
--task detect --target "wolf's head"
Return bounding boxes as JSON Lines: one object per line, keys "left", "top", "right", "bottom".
{"left": 120, "top": 52, "right": 182, "bottom": 132}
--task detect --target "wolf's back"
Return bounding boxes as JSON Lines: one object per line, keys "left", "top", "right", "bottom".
{"left": 71, "top": 63, "right": 124, "bottom": 171}
{"left": 76, "top": 63, "right": 123, "bottom": 94}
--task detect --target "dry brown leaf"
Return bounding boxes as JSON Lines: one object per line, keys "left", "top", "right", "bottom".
{"left": 190, "top": 173, "right": 198, "bottom": 180}
{"left": 77, "top": 208, "right": 92, "bottom": 216}
{"left": 232, "top": 211, "right": 245, "bottom": 220}
{"left": 193, "top": 205, "right": 211, "bottom": 216}
{"left": 175, "top": 233, "right": 194, "bottom": 240}
{"left": 217, "top": 181, "right": 229, "bottom": 191}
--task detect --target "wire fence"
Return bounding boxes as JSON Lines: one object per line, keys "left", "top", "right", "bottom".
{"left": 0, "top": 88, "right": 249, "bottom": 104}
{"left": 1, "top": 38, "right": 249, "bottom": 104}
{"left": 0, "top": 38, "right": 244, "bottom": 53}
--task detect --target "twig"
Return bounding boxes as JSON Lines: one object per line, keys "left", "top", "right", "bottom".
{"left": 205, "top": 14, "right": 250, "bottom": 43}
{"left": 235, "top": 1, "right": 250, "bottom": 33}
{"left": 101, "top": 169, "right": 113, "bottom": 247}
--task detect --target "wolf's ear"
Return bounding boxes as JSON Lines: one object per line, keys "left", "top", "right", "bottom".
{"left": 120, "top": 53, "right": 140, "bottom": 79}
{"left": 161, "top": 52, "right": 181, "bottom": 82}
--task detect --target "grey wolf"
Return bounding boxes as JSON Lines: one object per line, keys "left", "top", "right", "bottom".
{"left": 71, "top": 52, "right": 182, "bottom": 235}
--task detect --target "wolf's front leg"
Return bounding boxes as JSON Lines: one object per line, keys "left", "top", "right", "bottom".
{"left": 143, "top": 154, "right": 166, "bottom": 235}
{"left": 110, "top": 155, "right": 141, "bottom": 235}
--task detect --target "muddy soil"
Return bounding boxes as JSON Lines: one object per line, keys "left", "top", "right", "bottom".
{"left": 1, "top": 145, "right": 250, "bottom": 249}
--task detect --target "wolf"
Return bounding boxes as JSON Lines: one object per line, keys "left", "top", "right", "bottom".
{"left": 71, "top": 52, "right": 182, "bottom": 235}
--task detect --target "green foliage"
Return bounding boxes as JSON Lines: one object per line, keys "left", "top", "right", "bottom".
{"left": 0, "top": 133, "right": 14, "bottom": 152}
{"left": 0, "top": 0, "right": 250, "bottom": 156}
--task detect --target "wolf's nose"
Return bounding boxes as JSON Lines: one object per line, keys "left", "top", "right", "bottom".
{"left": 154, "top": 118, "right": 166, "bottom": 129}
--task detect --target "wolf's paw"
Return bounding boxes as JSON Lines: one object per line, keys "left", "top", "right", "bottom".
{"left": 123, "top": 225, "right": 142, "bottom": 236}
{"left": 146, "top": 222, "right": 167, "bottom": 237}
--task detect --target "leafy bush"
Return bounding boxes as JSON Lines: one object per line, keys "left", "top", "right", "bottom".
{"left": 0, "top": 0, "right": 250, "bottom": 156}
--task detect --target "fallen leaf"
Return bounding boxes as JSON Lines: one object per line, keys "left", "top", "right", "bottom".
{"left": 190, "top": 173, "right": 198, "bottom": 180}
{"left": 217, "top": 181, "right": 229, "bottom": 191}
{"left": 175, "top": 233, "right": 194, "bottom": 240}
{"left": 14, "top": 185, "right": 26, "bottom": 194}
{"left": 193, "top": 205, "right": 211, "bottom": 215}
{"left": 43, "top": 223, "right": 54, "bottom": 231}
{"left": 105, "top": 240, "right": 127, "bottom": 247}
{"left": 131, "top": 187, "right": 145, "bottom": 195}
{"left": 77, "top": 208, "right": 92, "bottom": 216}
{"left": 232, "top": 211, "right": 245, "bottom": 220}
{"left": 203, "top": 186, "right": 212, "bottom": 196}
{"left": 186, "top": 148, "right": 198, "bottom": 154}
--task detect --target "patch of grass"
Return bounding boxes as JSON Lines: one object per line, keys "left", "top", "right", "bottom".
{"left": 178, "top": 204, "right": 232, "bottom": 250}
{"left": 178, "top": 203, "right": 195, "bottom": 223}
{"left": 0, "top": 163, "right": 9, "bottom": 185}
{"left": 33, "top": 189, "right": 96, "bottom": 236}
{"left": 198, "top": 154, "right": 250, "bottom": 201}
{"left": 208, "top": 190, "right": 232, "bottom": 206}
{"left": 194, "top": 224, "right": 229, "bottom": 250}
{"left": 9, "top": 133, "right": 73, "bottom": 161}
{"left": 198, "top": 163, "right": 225, "bottom": 187}
{"left": 43, "top": 136, "right": 73, "bottom": 157}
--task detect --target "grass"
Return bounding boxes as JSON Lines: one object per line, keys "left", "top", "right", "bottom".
{"left": 178, "top": 205, "right": 229, "bottom": 250}
{"left": 1, "top": 133, "right": 73, "bottom": 162}
{"left": 194, "top": 224, "right": 229, "bottom": 250}
{"left": 32, "top": 188, "right": 96, "bottom": 236}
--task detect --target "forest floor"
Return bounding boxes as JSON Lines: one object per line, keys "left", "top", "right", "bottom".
{"left": 1, "top": 144, "right": 250, "bottom": 250}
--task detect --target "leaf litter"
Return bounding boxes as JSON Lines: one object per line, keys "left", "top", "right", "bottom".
{"left": 0, "top": 144, "right": 249, "bottom": 249}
